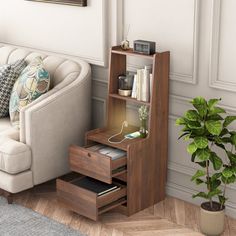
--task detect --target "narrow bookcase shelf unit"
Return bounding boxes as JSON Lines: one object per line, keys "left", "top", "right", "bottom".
{"left": 56, "top": 45, "right": 170, "bottom": 221}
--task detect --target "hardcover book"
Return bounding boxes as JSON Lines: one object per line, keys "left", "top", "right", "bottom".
{"left": 73, "top": 177, "right": 120, "bottom": 196}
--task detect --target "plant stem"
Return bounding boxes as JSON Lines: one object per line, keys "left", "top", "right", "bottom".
{"left": 221, "top": 183, "right": 227, "bottom": 210}
{"left": 206, "top": 160, "right": 213, "bottom": 209}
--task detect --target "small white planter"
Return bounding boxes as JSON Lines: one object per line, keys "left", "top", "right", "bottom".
{"left": 200, "top": 202, "right": 225, "bottom": 236}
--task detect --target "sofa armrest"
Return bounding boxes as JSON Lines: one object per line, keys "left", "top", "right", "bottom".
{"left": 20, "top": 63, "right": 91, "bottom": 185}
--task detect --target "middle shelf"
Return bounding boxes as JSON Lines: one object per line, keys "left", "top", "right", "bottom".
{"left": 109, "top": 93, "right": 151, "bottom": 106}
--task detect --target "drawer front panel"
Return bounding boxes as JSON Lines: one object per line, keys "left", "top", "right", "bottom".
{"left": 57, "top": 174, "right": 127, "bottom": 221}
{"left": 69, "top": 145, "right": 112, "bottom": 183}
{"left": 57, "top": 178, "right": 98, "bottom": 220}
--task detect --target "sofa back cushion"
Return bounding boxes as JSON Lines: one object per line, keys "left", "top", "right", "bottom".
{"left": 0, "top": 59, "right": 27, "bottom": 118}
{"left": 0, "top": 45, "right": 81, "bottom": 89}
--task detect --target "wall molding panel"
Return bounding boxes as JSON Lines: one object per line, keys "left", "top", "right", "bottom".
{"left": 209, "top": 0, "right": 236, "bottom": 92}
{"left": 171, "top": 0, "right": 200, "bottom": 84}
{"left": 124, "top": 0, "right": 200, "bottom": 85}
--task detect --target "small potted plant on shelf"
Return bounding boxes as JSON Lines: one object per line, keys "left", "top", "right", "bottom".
{"left": 176, "top": 97, "right": 236, "bottom": 236}
{"left": 139, "top": 105, "right": 148, "bottom": 138}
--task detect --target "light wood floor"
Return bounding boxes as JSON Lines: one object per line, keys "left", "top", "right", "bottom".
{"left": 10, "top": 181, "right": 236, "bottom": 236}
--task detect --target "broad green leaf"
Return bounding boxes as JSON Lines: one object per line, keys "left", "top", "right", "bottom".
{"left": 196, "top": 178, "right": 204, "bottom": 185}
{"left": 191, "top": 152, "right": 197, "bottom": 162}
{"left": 190, "top": 97, "right": 208, "bottom": 118}
{"left": 184, "top": 133, "right": 191, "bottom": 141}
{"left": 222, "top": 168, "right": 233, "bottom": 178}
{"left": 205, "top": 120, "right": 223, "bottom": 136}
{"left": 231, "top": 134, "right": 236, "bottom": 146}
{"left": 210, "top": 179, "right": 221, "bottom": 190}
{"left": 187, "top": 142, "right": 197, "bottom": 154}
{"left": 212, "top": 173, "right": 222, "bottom": 180}
{"left": 208, "top": 189, "right": 222, "bottom": 198}
{"left": 207, "top": 114, "right": 223, "bottom": 121}
{"left": 221, "top": 137, "right": 232, "bottom": 144}
{"left": 209, "top": 152, "right": 223, "bottom": 170}
{"left": 227, "top": 175, "right": 236, "bottom": 184}
{"left": 194, "top": 136, "right": 208, "bottom": 149}
{"left": 185, "top": 110, "right": 200, "bottom": 121}
{"left": 192, "top": 128, "right": 205, "bottom": 136}
{"left": 197, "top": 149, "right": 211, "bottom": 161}
{"left": 176, "top": 117, "right": 186, "bottom": 126}
{"left": 208, "top": 98, "right": 221, "bottom": 109}
{"left": 214, "top": 136, "right": 223, "bottom": 144}
{"left": 218, "top": 195, "right": 227, "bottom": 207}
{"left": 226, "top": 151, "right": 236, "bottom": 165}
{"left": 192, "top": 192, "right": 208, "bottom": 199}
{"left": 196, "top": 161, "right": 207, "bottom": 168}
{"left": 222, "top": 174, "right": 236, "bottom": 184}
{"left": 178, "top": 132, "right": 190, "bottom": 140}
{"left": 223, "top": 116, "right": 236, "bottom": 127}
{"left": 186, "top": 120, "right": 202, "bottom": 129}
{"left": 220, "top": 128, "right": 229, "bottom": 136}
{"left": 181, "top": 127, "right": 191, "bottom": 132}
{"left": 209, "top": 106, "right": 226, "bottom": 116}
{"left": 191, "top": 170, "right": 205, "bottom": 181}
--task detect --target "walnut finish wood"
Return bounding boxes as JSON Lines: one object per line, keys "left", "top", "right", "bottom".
{"left": 57, "top": 174, "right": 127, "bottom": 221}
{"left": 0, "top": 189, "right": 14, "bottom": 204}
{"left": 69, "top": 145, "right": 127, "bottom": 184}
{"left": 57, "top": 47, "right": 170, "bottom": 221}
{"left": 86, "top": 126, "right": 141, "bottom": 151}
{"left": 108, "top": 48, "right": 170, "bottom": 216}
{"left": 109, "top": 94, "right": 150, "bottom": 106}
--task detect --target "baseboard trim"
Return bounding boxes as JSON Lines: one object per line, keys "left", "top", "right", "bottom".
{"left": 166, "top": 182, "right": 236, "bottom": 219}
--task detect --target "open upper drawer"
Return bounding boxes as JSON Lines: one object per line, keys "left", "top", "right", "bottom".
{"left": 57, "top": 173, "right": 127, "bottom": 221}
{"left": 69, "top": 144, "right": 127, "bottom": 184}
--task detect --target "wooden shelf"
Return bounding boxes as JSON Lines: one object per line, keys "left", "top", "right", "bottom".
{"left": 111, "top": 46, "right": 155, "bottom": 59}
{"left": 86, "top": 127, "right": 143, "bottom": 151}
{"left": 57, "top": 46, "right": 170, "bottom": 221}
{"left": 109, "top": 94, "right": 150, "bottom": 106}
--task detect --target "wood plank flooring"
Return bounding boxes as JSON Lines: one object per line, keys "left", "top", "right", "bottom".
{"left": 8, "top": 181, "right": 236, "bottom": 236}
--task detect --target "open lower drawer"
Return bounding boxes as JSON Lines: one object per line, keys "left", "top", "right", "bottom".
{"left": 57, "top": 173, "right": 127, "bottom": 221}
{"left": 69, "top": 144, "right": 127, "bottom": 184}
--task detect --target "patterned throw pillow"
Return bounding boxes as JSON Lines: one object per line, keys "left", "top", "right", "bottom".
{"left": 9, "top": 57, "right": 50, "bottom": 128}
{"left": 0, "top": 60, "right": 27, "bottom": 118}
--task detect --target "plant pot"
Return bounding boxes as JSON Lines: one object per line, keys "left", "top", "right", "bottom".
{"left": 200, "top": 202, "right": 225, "bottom": 236}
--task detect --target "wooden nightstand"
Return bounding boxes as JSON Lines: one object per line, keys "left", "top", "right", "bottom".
{"left": 57, "top": 46, "right": 170, "bottom": 221}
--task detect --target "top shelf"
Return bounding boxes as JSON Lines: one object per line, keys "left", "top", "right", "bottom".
{"left": 111, "top": 46, "right": 155, "bottom": 59}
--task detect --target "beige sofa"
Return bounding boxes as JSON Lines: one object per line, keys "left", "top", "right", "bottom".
{"left": 0, "top": 43, "right": 91, "bottom": 200}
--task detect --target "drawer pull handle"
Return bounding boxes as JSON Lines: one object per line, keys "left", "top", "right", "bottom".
{"left": 87, "top": 153, "right": 91, "bottom": 157}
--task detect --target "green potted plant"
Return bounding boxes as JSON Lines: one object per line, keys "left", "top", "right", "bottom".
{"left": 176, "top": 97, "right": 236, "bottom": 236}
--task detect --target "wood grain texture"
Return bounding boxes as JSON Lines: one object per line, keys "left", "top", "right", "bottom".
{"left": 57, "top": 175, "right": 127, "bottom": 221}
{"left": 12, "top": 184, "right": 236, "bottom": 236}
{"left": 86, "top": 48, "right": 170, "bottom": 218}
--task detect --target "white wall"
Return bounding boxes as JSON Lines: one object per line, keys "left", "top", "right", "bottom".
{"left": 1, "top": 0, "right": 236, "bottom": 218}
{"left": 0, "top": 0, "right": 107, "bottom": 66}
{"left": 93, "top": 0, "right": 236, "bottom": 218}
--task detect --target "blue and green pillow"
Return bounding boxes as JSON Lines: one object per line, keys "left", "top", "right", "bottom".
{"left": 9, "top": 57, "right": 50, "bottom": 128}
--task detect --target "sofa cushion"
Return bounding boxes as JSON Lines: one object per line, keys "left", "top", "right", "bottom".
{"left": 9, "top": 57, "right": 50, "bottom": 128}
{"left": 0, "top": 59, "right": 27, "bottom": 118}
{"left": 0, "top": 137, "right": 31, "bottom": 174}
{"left": 0, "top": 117, "right": 19, "bottom": 141}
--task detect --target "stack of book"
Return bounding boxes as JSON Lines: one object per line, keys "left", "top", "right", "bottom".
{"left": 87, "top": 144, "right": 126, "bottom": 160}
{"left": 131, "top": 65, "right": 153, "bottom": 102}
{"left": 73, "top": 177, "right": 120, "bottom": 196}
